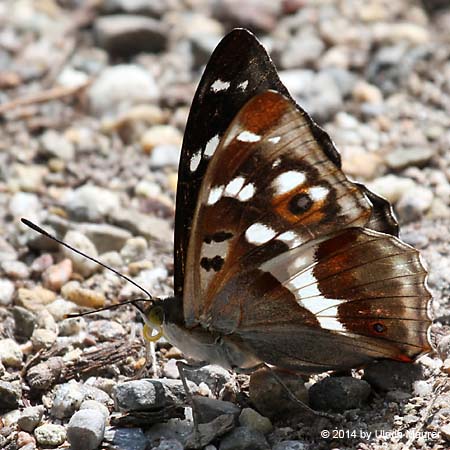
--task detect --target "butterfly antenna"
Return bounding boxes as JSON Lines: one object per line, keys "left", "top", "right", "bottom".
{"left": 66, "top": 298, "right": 148, "bottom": 318}
{"left": 21, "top": 218, "right": 154, "bottom": 301}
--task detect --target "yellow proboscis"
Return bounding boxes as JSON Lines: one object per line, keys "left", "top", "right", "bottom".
{"left": 143, "top": 323, "right": 163, "bottom": 342}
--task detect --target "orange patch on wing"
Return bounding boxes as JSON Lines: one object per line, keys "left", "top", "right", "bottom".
{"left": 272, "top": 186, "right": 327, "bottom": 225}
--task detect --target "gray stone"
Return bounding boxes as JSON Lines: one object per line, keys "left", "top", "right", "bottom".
{"left": 18, "top": 406, "right": 45, "bottom": 432}
{"left": 120, "top": 236, "right": 148, "bottom": 263}
{"left": 104, "top": 427, "right": 149, "bottom": 450}
{"left": 397, "top": 186, "right": 433, "bottom": 222}
{"left": 94, "top": 15, "right": 168, "bottom": 56}
{"left": 0, "top": 381, "right": 22, "bottom": 411}
{"left": 111, "top": 208, "right": 172, "bottom": 242}
{"left": 385, "top": 147, "right": 434, "bottom": 170}
{"left": 309, "top": 376, "right": 371, "bottom": 412}
{"left": 88, "top": 65, "right": 159, "bottom": 117}
{"left": 79, "top": 223, "right": 132, "bottom": 253}
{"left": 114, "top": 379, "right": 179, "bottom": 412}
{"left": 280, "top": 32, "right": 325, "bottom": 69}
{"left": 149, "top": 144, "right": 181, "bottom": 168}
{"left": 62, "top": 230, "right": 99, "bottom": 277}
{"left": 182, "top": 364, "right": 233, "bottom": 393}
{"left": 64, "top": 184, "right": 121, "bottom": 222}
{"left": 146, "top": 418, "right": 193, "bottom": 447}
{"left": 40, "top": 129, "right": 75, "bottom": 160}
{"left": 80, "top": 400, "right": 110, "bottom": 420}
{"left": 0, "top": 338, "right": 23, "bottom": 368}
{"left": 1, "top": 260, "right": 30, "bottom": 279}
{"left": 193, "top": 396, "right": 240, "bottom": 424}
{"left": 34, "top": 424, "right": 66, "bottom": 447}
{"left": 51, "top": 382, "right": 85, "bottom": 419}
{"left": 9, "top": 192, "right": 41, "bottom": 218}
{"left": 211, "top": 0, "right": 281, "bottom": 32}
{"left": 0, "top": 279, "right": 15, "bottom": 306}
{"left": 249, "top": 368, "right": 308, "bottom": 418}
{"left": 67, "top": 409, "right": 106, "bottom": 450}
{"left": 279, "top": 69, "right": 342, "bottom": 121}
{"left": 100, "top": 0, "right": 168, "bottom": 17}
{"left": 219, "top": 426, "right": 270, "bottom": 450}
{"left": 152, "top": 438, "right": 184, "bottom": 450}
{"left": 88, "top": 320, "right": 126, "bottom": 341}
{"left": 239, "top": 408, "right": 273, "bottom": 434}
{"left": 363, "top": 360, "right": 424, "bottom": 391}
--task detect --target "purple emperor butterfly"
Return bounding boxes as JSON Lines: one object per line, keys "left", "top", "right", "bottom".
{"left": 140, "top": 28, "right": 432, "bottom": 374}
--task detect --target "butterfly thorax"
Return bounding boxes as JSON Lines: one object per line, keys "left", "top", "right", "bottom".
{"left": 160, "top": 296, "right": 262, "bottom": 370}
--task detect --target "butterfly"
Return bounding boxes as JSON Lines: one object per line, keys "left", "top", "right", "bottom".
{"left": 138, "top": 28, "right": 433, "bottom": 376}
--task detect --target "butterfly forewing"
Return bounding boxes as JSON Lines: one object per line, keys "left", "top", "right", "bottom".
{"left": 175, "top": 29, "right": 290, "bottom": 298}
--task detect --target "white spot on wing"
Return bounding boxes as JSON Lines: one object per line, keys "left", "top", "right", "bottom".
{"left": 277, "top": 230, "right": 302, "bottom": 247}
{"left": 224, "top": 177, "right": 245, "bottom": 196}
{"left": 317, "top": 312, "right": 346, "bottom": 332}
{"left": 207, "top": 185, "right": 224, "bottom": 205}
{"left": 273, "top": 171, "right": 306, "bottom": 195}
{"left": 300, "top": 297, "right": 344, "bottom": 315}
{"left": 237, "top": 131, "right": 261, "bottom": 142}
{"left": 204, "top": 134, "right": 220, "bottom": 157}
{"left": 268, "top": 136, "right": 281, "bottom": 144}
{"left": 309, "top": 186, "right": 328, "bottom": 201}
{"left": 237, "top": 80, "right": 249, "bottom": 90}
{"left": 211, "top": 79, "right": 230, "bottom": 92}
{"left": 190, "top": 150, "right": 201, "bottom": 172}
{"left": 237, "top": 183, "right": 255, "bottom": 201}
{"left": 245, "top": 223, "right": 276, "bottom": 245}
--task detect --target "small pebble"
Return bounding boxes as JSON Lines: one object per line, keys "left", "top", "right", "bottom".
{"left": 219, "top": 426, "right": 270, "bottom": 450}
{"left": 239, "top": 408, "right": 273, "bottom": 434}
{"left": 42, "top": 259, "right": 73, "bottom": 291}
{"left": 80, "top": 400, "right": 110, "bottom": 420}
{"left": 0, "top": 380, "right": 22, "bottom": 410}
{"left": 140, "top": 125, "right": 182, "bottom": 154}
{"left": 67, "top": 409, "right": 106, "bottom": 450}
{"left": 1, "top": 260, "right": 30, "bottom": 279}
{"left": 114, "top": 379, "right": 179, "bottom": 411}
{"left": 0, "top": 338, "right": 23, "bottom": 367}
{"left": 51, "top": 382, "right": 85, "bottom": 419}
{"left": 309, "top": 376, "right": 371, "bottom": 412}
{"left": 34, "top": 424, "right": 67, "bottom": 447}
{"left": 61, "top": 281, "right": 106, "bottom": 308}
{"left": 120, "top": 236, "right": 148, "bottom": 263}
{"left": 0, "top": 278, "right": 15, "bottom": 306}
{"left": 30, "top": 328, "right": 57, "bottom": 351}
{"left": 16, "top": 287, "right": 56, "bottom": 312}
{"left": 88, "top": 320, "right": 126, "bottom": 341}
{"left": 62, "top": 231, "right": 99, "bottom": 277}
{"left": 18, "top": 406, "right": 45, "bottom": 432}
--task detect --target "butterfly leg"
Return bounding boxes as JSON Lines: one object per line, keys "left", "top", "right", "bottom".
{"left": 247, "top": 364, "right": 341, "bottom": 421}
{"left": 176, "top": 360, "right": 209, "bottom": 445}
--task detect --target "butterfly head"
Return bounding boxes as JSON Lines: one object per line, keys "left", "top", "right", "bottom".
{"left": 133, "top": 299, "right": 165, "bottom": 342}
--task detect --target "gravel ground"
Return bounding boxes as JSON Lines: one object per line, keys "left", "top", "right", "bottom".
{"left": 0, "top": 1, "right": 449, "bottom": 450}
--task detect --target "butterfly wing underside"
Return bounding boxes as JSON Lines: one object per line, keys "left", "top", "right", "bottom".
{"left": 175, "top": 29, "right": 398, "bottom": 302}
{"left": 183, "top": 90, "right": 431, "bottom": 372}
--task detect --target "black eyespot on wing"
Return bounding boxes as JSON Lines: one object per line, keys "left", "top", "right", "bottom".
{"left": 204, "top": 231, "right": 233, "bottom": 244}
{"left": 200, "top": 256, "right": 225, "bottom": 272}
{"left": 373, "top": 323, "right": 386, "bottom": 334}
{"left": 288, "top": 193, "right": 313, "bottom": 215}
